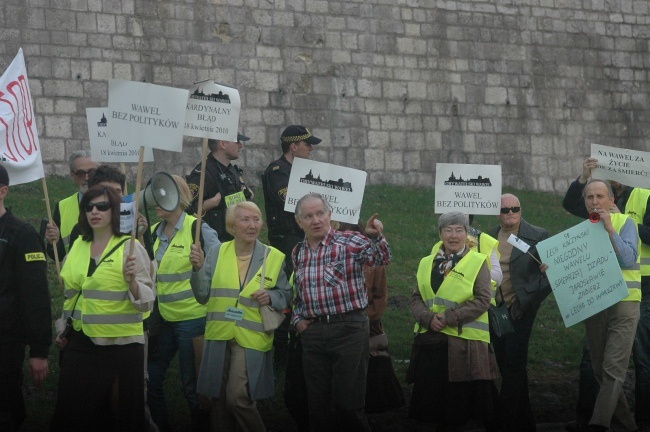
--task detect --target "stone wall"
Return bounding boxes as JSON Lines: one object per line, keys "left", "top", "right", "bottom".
{"left": 2, "top": 0, "right": 649, "bottom": 193}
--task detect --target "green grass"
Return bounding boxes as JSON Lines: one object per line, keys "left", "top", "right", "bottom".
{"left": 9, "top": 178, "right": 585, "bottom": 430}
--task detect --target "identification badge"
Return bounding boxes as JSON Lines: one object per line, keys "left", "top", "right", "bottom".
{"left": 225, "top": 307, "right": 245, "bottom": 321}
{"left": 225, "top": 191, "right": 246, "bottom": 208}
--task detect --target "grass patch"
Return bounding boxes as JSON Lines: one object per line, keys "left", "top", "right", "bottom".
{"left": 9, "top": 179, "right": 585, "bottom": 430}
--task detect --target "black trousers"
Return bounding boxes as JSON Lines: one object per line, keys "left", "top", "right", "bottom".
{"left": 0, "top": 343, "right": 26, "bottom": 432}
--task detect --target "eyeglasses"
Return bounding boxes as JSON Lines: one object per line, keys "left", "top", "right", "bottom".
{"left": 500, "top": 206, "right": 521, "bottom": 214}
{"left": 84, "top": 201, "right": 111, "bottom": 212}
{"left": 72, "top": 169, "right": 95, "bottom": 178}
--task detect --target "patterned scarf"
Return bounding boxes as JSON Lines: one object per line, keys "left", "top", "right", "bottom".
{"left": 434, "top": 245, "right": 466, "bottom": 277}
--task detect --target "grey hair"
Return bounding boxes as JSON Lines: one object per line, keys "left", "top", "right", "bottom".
{"left": 582, "top": 178, "right": 614, "bottom": 199}
{"left": 438, "top": 211, "right": 469, "bottom": 234}
{"left": 295, "top": 193, "right": 332, "bottom": 219}
{"left": 68, "top": 150, "right": 92, "bottom": 171}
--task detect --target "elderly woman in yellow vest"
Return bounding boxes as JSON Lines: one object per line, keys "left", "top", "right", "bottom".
{"left": 50, "top": 185, "right": 155, "bottom": 432}
{"left": 147, "top": 175, "right": 220, "bottom": 432}
{"left": 407, "top": 211, "right": 499, "bottom": 432}
{"left": 190, "top": 201, "right": 292, "bottom": 432}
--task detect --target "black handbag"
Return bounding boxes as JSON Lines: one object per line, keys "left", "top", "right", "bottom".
{"left": 489, "top": 286, "right": 515, "bottom": 337}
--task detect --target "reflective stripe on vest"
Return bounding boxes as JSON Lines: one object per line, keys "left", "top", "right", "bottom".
{"left": 60, "top": 235, "right": 144, "bottom": 337}
{"left": 626, "top": 188, "right": 650, "bottom": 277}
{"left": 204, "top": 241, "right": 285, "bottom": 352}
{"left": 611, "top": 213, "right": 642, "bottom": 302}
{"left": 153, "top": 216, "right": 207, "bottom": 322}
{"left": 58, "top": 193, "right": 80, "bottom": 250}
{"left": 415, "top": 248, "right": 490, "bottom": 342}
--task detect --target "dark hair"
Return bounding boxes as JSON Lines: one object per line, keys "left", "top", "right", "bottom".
{"left": 78, "top": 185, "right": 122, "bottom": 241}
{"left": 88, "top": 165, "right": 126, "bottom": 191}
{"left": 281, "top": 140, "right": 292, "bottom": 154}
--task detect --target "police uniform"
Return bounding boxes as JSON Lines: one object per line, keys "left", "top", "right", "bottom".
{"left": 186, "top": 153, "right": 252, "bottom": 242}
{"left": 0, "top": 208, "right": 51, "bottom": 431}
{"left": 262, "top": 154, "right": 304, "bottom": 273}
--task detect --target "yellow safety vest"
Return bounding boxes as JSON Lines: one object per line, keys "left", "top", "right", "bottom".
{"left": 611, "top": 213, "right": 642, "bottom": 302}
{"left": 415, "top": 248, "right": 490, "bottom": 343}
{"left": 432, "top": 233, "right": 499, "bottom": 304}
{"left": 58, "top": 193, "right": 80, "bottom": 251}
{"left": 625, "top": 188, "right": 650, "bottom": 278}
{"left": 153, "top": 216, "right": 207, "bottom": 322}
{"left": 205, "top": 241, "right": 285, "bottom": 352}
{"left": 61, "top": 235, "right": 144, "bottom": 337}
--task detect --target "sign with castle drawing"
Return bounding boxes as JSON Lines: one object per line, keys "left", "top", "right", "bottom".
{"left": 434, "top": 163, "right": 502, "bottom": 215}
{"left": 184, "top": 79, "right": 241, "bottom": 141}
{"left": 86, "top": 107, "right": 153, "bottom": 162}
{"left": 285, "top": 158, "right": 367, "bottom": 224}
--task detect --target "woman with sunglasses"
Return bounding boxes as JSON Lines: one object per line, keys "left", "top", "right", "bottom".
{"left": 407, "top": 211, "right": 498, "bottom": 432}
{"left": 51, "top": 185, "right": 154, "bottom": 432}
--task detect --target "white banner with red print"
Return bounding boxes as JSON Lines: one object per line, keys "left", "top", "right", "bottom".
{"left": 0, "top": 48, "right": 44, "bottom": 185}
{"left": 0, "top": 48, "right": 45, "bottom": 185}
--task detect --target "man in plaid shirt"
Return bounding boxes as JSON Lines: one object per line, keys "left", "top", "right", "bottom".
{"left": 291, "top": 193, "right": 391, "bottom": 432}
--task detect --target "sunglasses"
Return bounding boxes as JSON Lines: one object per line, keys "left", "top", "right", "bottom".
{"left": 72, "top": 169, "right": 95, "bottom": 178}
{"left": 85, "top": 201, "right": 111, "bottom": 212}
{"left": 500, "top": 206, "right": 521, "bottom": 214}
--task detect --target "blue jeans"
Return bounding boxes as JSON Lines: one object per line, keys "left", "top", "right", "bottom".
{"left": 147, "top": 317, "right": 205, "bottom": 431}
{"left": 491, "top": 303, "right": 539, "bottom": 432}
{"left": 633, "top": 296, "right": 650, "bottom": 425}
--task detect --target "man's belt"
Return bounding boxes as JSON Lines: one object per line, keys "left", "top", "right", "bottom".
{"left": 312, "top": 309, "right": 367, "bottom": 324}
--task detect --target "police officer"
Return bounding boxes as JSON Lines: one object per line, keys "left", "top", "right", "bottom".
{"left": 261, "top": 125, "right": 321, "bottom": 275}
{"left": 186, "top": 133, "right": 253, "bottom": 242}
{"left": 0, "top": 164, "right": 51, "bottom": 431}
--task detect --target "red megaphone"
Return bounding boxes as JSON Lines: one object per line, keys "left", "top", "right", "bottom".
{"left": 589, "top": 212, "right": 600, "bottom": 223}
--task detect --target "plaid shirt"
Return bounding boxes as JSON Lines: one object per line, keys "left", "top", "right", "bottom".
{"left": 291, "top": 228, "right": 391, "bottom": 324}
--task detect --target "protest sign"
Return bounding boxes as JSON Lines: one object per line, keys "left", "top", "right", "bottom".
{"left": 591, "top": 143, "right": 650, "bottom": 189}
{"left": 285, "top": 158, "right": 367, "bottom": 224}
{"left": 537, "top": 219, "right": 628, "bottom": 327}
{"left": 0, "top": 48, "right": 44, "bottom": 185}
{"left": 86, "top": 107, "right": 153, "bottom": 162}
{"left": 185, "top": 80, "right": 240, "bottom": 141}
{"left": 107, "top": 79, "right": 188, "bottom": 153}
{"left": 434, "top": 163, "right": 502, "bottom": 215}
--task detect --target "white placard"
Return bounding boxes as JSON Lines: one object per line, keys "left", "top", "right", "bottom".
{"left": 184, "top": 80, "right": 240, "bottom": 141}
{"left": 591, "top": 143, "right": 650, "bottom": 189}
{"left": 507, "top": 234, "right": 531, "bottom": 253}
{"left": 86, "top": 107, "right": 153, "bottom": 163}
{"left": 107, "top": 79, "right": 189, "bottom": 153}
{"left": 537, "top": 219, "right": 628, "bottom": 327}
{"left": 285, "top": 158, "right": 367, "bottom": 224}
{"left": 434, "top": 163, "right": 502, "bottom": 215}
{"left": 0, "top": 48, "right": 44, "bottom": 185}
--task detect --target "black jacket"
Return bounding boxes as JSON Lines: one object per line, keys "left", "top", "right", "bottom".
{"left": 186, "top": 153, "right": 252, "bottom": 242}
{"left": 488, "top": 218, "right": 551, "bottom": 310}
{"left": 0, "top": 209, "right": 52, "bottom": 358}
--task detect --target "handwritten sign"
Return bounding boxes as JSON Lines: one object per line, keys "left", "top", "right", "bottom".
{"left": 434, "top": 163, "right": 502, "bottom": 215}
{"left": 536, "top": 220, "right": 628, "bottom": 327}
{"left": 86, "top": 107, "right": 153, "bottom": 163}
{"left": 107, "top": 79, "right": 189, "bottom": 153}
{"left": 184, "top": 80, "right": 240, "bottom": 141}
{"left": 285, "top": 158, "right": 367, "bottom": 224}
{"left": 591, "top": 143, "right": 650, "bottom": 189}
